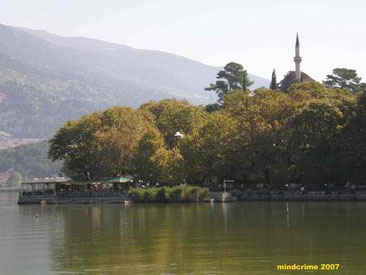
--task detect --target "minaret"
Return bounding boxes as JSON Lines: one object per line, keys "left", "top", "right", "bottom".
{"left": 294, "top": 33, "right": 302, "bottom": 82}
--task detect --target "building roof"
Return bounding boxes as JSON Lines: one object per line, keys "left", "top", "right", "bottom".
{"left": 22, "top": 177, "right": 70, "bottom": 184}
{"left": 279, "top": 71, "right": 315, "bottom": 93}
{"left": 99, "top": 177, "right": 133, "bottom": 183}
{"left": 22, "top": 176, "right": 134, "bottom": 185}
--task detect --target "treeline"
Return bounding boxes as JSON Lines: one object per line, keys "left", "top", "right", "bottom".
{"left": 0, "top": 141, "right": 62, "bottom": 185}
{"left": 49, "top": 80, "right": 366, "bottom": 187}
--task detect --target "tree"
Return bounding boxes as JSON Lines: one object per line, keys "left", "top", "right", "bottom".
{"left": 239, "top": 69, "right": 253, "bottom": 92}
{"left": 94, "top": 107, "right": 154, "bottom": 177}
{"left": 133, "top": 127, "right": 186, "bottom": 185}
{"left": 205, "top": 62, "right": 253, "bottom": 103}
{"left": 289, "top": 102, "right": 344, "bottom": 184}
{"left": 140, "top": 99, "right": 205, "bottom": 149}
{"left": 204, "top": 103, "right": 221, "bottom": 113}
{"left": 132, "top": 127, "right": 168, "bottom": 183}
{"left": 323, "top": 68, "right": 365, "bottom": 93}
{"left": 6, "top": 171, "right": 22, "bottom": 187}
{"left": 48, "top": 112, "right": 103, "bottom": 181}
{"left": 47, "top": 86, "right": 363, "bottom": 188}
{"left": 232, "top": 89, "right": 295, "bottom": 185}
{"left": 270, "top": 69, "right": 277, "bottom": 90}
{"left": 49, "top": 107, "right": 153, "bottom": 181}
{"left": 180, "top": 112, "right": 238, "bottom": 184}
{"left": 340, "top": 93, "right": 366, "bottom": 182}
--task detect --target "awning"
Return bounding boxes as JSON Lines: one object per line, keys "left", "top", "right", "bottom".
{"left": 99, "top": 177, "right": 133, "bottom": 184}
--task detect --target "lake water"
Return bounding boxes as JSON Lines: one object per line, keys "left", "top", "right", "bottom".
{"left": 0, "top": 192, "right": 365, "bottom": 275}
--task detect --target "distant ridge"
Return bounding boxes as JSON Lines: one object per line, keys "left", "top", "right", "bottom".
{"left": 0, "top": 23, "right": 270, "bottom": 138}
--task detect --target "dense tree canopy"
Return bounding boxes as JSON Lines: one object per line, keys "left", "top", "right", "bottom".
{"left": 140, "top": 99, "right": 206, "bottom": 148}
{"left": 0, "top": 141, "right": 62, "bottom": 182}
{"left": 49, "top": 74, "right": 366, "bottom": 187}
{"left": 49, "top": 107, "right": 153, "bottom": 181}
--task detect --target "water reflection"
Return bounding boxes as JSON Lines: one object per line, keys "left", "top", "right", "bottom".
{"left": 1, "top": 194, "right": 366, "bottom": 274}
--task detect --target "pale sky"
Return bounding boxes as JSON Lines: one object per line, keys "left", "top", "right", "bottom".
{"left": 0, "top": 0, "right": 365, "bottom": 81}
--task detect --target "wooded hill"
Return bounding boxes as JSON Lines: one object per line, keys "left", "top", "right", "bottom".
{"left": 0, "top": 23, "right": 269, "bottom": 138}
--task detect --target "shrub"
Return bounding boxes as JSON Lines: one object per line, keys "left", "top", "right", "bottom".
{"left": 128, "top": 186, "right": 209, "bottom": 203}
{"left": 189, "top": 186, "right": 200, "bottom": 201}
{"left": 143, "top": 188, "right": 158, "bottom": 203}
{"left": 156, "top": 187, "right": 168, "bottom": 202}
{"left": 181, "top": 186, "right": 191, "bottom": 201}
{"left": 129, "top": 188, "right": 145, "bottom": 203}
{"left": 198, "top": 188, "right": 209, "bottom": 201}
{"left": 169, "top": 186, "right": 183, "bottom": 202}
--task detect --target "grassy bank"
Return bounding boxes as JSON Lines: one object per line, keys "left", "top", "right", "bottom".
{"left": 129, "top": 185, "right": 209, "bottom": 203}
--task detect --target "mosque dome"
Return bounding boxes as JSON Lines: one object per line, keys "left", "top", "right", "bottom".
{"left": 279, "top": 71, "right": 315, "bottom": 93}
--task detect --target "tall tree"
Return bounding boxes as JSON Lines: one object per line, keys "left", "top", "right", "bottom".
{"left": 270, "top": 69, "right": 277, "bottom": 90}
{"left": 180, "top": 112, "right": 238, "bottom": 184}
{"left": 205, "top": 62, "right": 253, "bottom": 103}
{"left": 48, "top": 113, "right": 103, "bottom": 181}
{"left": 340, "top": 93, "right": 366, "bottom": 182}
{"left": 289, "top": 102, "right": 343, "bottom": 184}
{"left": 323, "top": 68, "right": 365, "bottom": 92}
{"left": 49, "top": 108, "right": 153, "bottom": 181}
{"left": 140, "top": 99, "right": 205, "bottom": 149}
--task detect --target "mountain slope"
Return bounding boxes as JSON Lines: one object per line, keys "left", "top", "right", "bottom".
{"left": 0, "top": 23, "right": 269, "bottom": 138}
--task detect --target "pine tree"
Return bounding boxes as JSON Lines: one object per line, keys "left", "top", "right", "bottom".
{"left": 205, "top": 62, "right": 253, "bottom": 103}
{"left": 323, "top": 68, "right": 365, "bottom": 93}
{"left": 270, "top": 69, "right": 277, "bottom": 90}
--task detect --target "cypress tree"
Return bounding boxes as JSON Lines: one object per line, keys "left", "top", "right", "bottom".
{"left": 270, "top": 69, "right": 277, "bottom": 90}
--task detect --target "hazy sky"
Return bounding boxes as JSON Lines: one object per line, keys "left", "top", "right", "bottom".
{"left": 1, "top": 0, "right": 365, "bottom": 81}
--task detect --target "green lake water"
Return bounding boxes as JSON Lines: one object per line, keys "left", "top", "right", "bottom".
{"left": 0, "top": 192, "right": 365, "bottom": 275}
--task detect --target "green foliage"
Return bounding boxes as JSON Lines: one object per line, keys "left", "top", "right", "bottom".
{"left": 205, "top": 62, "right": 253, "bottom": 103}
{"left": 340, "top": 92, "right": 366, "bottom": 182}
{"left": 140, "top": 99, "right": 205, "bottom": 148}
{"left": 204, "top": 103, "right": 222, "bottom": 113}
{"left": 169, "top": 186, "right": 183, "bottom": 202}
{"left": 198, "top": 188, "right": 209, "bottom": 201}
{"left": 49, "top": 107, "right": 153, "bottom": 181}
{"left": 289, "top": 102, "right": 343, "bottom": 184}
{"left": 0, "top": 141, "right": 62, "bottom": 179}
{"left": 132, "top": 127, "right": 186, "bottom": 185}
{"left": 323, "top": 68, "right": 365, "bottom": 93}
{"left": 131, "top": 127, "right": 167, "bottom": 183}
{"left": 180, "top": 111, "right": 238, "bottom": 183}
{"left": 128, "top": 186, "right": 209, "bottom": 203}
{"left": 155, "top": 187, "right": 169, "bottom": 202}
{"left": 129, "top": 188, "right": 146, "bottom": 203}
{"left": 49, "top": 82, "right": 366, "bottom": 187}
{"left": 270, "top": 69, "right": 277, "bottom": 90}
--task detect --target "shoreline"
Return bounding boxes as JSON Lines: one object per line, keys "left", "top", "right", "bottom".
{"left": 15, "top": 190, "right": 366, "bottom": 204}
{"left": 218, "top": 190, "right": 366, "bottom": 202}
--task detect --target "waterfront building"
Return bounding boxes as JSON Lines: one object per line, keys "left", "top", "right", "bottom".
{"left": 18, "top": 176, "right": 132, "bottom": 204}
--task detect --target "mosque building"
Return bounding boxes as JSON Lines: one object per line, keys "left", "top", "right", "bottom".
{"left": 279, "top": 33, "right": 315, "bottom": 92}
